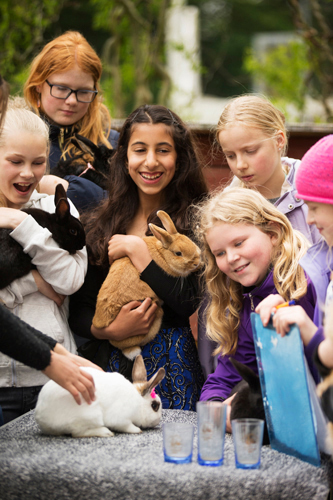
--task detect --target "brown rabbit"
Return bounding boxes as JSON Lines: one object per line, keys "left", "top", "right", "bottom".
{"left": 92, "top": 210, "right": 201, "bottom": 360}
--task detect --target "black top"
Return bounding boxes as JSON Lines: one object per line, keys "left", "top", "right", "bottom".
{"left": 0, "top": 304, "right": 56, "bottom": 371}
{"left": 69, "top": 260, "right": 202, "bottom": 341}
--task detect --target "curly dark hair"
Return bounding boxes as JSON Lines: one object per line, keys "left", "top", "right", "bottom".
{"left": 83, "top": 104, "right": 208, "bottom": 266}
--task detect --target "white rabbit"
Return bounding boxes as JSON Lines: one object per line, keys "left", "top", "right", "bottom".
{"left": 35, "top": 355, "right": 165, "bottom": 438}
{"left": 92, "top": 210, "right": 201, "bottom": 360}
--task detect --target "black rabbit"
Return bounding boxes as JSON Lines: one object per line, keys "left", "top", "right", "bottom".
{"left": 229, "top": 358, "right": 270, "bottom": 445}
{"left": 52, "top": 134, "right": 115, "bottom": 189}
{"left": 0, "top": 184, "right": 86, "bottom": 289}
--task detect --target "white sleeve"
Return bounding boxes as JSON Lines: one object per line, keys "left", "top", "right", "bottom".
{"left": 0, "top": 273, "right": 38, "bottom": 309}
{"left": 9, "top": 214, "right": 88, "bottom": 296}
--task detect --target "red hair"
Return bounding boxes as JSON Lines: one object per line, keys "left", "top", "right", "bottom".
{"left": 24, "top": 31, "right": 111, "bottom": 151}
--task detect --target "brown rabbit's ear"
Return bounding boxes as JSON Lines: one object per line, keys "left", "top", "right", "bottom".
{"left": 132, "top": 355, "right": 147, "bottom": 383}
{"left": 157, "top": 210, "right": 177, "bottom": 235}
{"left": 149, "top": 224, "right": 173, "bottom": 248}
{"left": 140, "top": 368, "right": 166, "bottom": 397}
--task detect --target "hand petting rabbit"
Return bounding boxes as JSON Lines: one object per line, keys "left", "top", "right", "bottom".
{"left": 229, "top": 358, "right": 270, "bottom": 445}
{"left": 35, "top": 354, "right": 165, "bottom": 438}
{"left": 0, "top": 184, "right": 85, "bottom": 289}
{"left": 92, "top": 210, "right": 201, "bottom": 360}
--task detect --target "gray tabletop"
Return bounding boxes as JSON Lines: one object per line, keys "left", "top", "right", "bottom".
{"left": 0, "top": 409, "right": 332, "bottom": 500}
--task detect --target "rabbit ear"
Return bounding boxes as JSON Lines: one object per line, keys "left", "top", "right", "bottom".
{"left": 54, "top": 183, "right": 67, "bottom": 204}
{"left": 132, "top": 355, "right": 147, "bottom": 383}
{"left": 230, "top": 358, "right": 261, "bottom": 393}
{"left": 149, "top": 224, "right": 173, "bottom": 248}
{"left": 140, "top": 368, "right": 166, "bottom": 397}
{"left": 157, "top": 210, "right": 177, "bottom": 235}
{"left": 74, "top": 134, "right": 99, "bottom": 155}
{"left": 54, "top": 185, "right": 71, "bottom": 224}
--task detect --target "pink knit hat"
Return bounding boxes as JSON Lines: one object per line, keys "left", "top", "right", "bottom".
{"left": 296, "top": 134, "right": 333, "bottom": 205}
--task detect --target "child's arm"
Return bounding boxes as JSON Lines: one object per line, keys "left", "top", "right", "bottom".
{"left": 255, "top": 294, "right": 317, "bottom": 345}
{"left": 108, "top": 234, "right": 201, "bottom": 318}
{"left": 317, "top": 338, "right": 333, "bottom": 370}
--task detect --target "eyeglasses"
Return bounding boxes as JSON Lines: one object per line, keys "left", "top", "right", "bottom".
{"left": 45, "top": 80, "right": 98, "bottom": 103}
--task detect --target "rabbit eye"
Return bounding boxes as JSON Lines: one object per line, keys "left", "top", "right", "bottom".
{"left": 151, "top": 400, "right": 160, "bottom": 412}
{"left": 69, "top": 229, "right": 78, "bottom": 236}
{"left": 174, "top": 251, "right": 182, "bottom": 257}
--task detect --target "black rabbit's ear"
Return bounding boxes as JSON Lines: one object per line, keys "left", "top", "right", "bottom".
{"left": 74, "top": 134, "right": 98, "bottom": 155}
{"left": 54, "top": 183, "right": 67, "bottom": 204}
{"left": 230, "top": 358, "right": 261, "bottom": 393}
{"left": 55, "top": 197, "right": 70, "bottom": 224}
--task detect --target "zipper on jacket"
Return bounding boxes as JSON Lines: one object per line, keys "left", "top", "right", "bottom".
{"left": 249, "top": 293, "right": 254, "bottom": 311}
{"left": 11, "top": 358, "right": 17, "bottom": 387}
{"left": 59, "top": 127, "right": 65, "bottom": 150}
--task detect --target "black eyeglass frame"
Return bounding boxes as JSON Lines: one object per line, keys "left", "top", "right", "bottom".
{"left": 45, "top": 80, "right": 98, "bottom": 103}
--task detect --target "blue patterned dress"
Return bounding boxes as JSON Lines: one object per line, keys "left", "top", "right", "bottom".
{"left": 108, "top": 326, "right": 204, "bottom": 411}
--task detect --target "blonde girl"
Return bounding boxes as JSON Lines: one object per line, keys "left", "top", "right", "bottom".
{"left": 196, "top": 188, "right": 322, "bottom": 428}
{"left": 198, "top": 94, "right": 321, "bottom": 378}
{"left": 24, "top": 31, "right": 119, "bottom": 212}
{"left": 216, "top": 94, "right": 321, "bottom": 245}
{"left": 0, "top": 98, "right": 87, "bottom": 423}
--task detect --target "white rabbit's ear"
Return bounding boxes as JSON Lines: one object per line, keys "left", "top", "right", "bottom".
{"left": 140, "top": 368, "right": 165, "bottom": 397}
{"left": 157, "top": 211, "right": 177, "bottom": 235}
{"left": 132, "top": 355, "right": 147, "bottom": 382}
{"left": 149, "top": 224, "right": 173, "bottom": 248}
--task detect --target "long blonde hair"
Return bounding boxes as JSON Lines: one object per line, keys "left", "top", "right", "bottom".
{"left": 195, "top": 187, "right": 309, "bottom": 356}
{"left": 0, "top": 97, "right": 49, "bottom": 207}
{"left": 24, "top": 31, "right": 111, "bottom": 156}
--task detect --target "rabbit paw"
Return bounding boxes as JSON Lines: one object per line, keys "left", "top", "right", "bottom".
{"left": 73, "top": 426, "right": 114, "bottom": 438}
{"left": 122, "top": 347, "right": 142, "bottom": 360}
{"left": 122, "top": 422, "right": 142, "bottom": 434}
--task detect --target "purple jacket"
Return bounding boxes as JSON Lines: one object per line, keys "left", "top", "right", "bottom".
{"left": 198, "top": 157, "right": 322, "bottom": 379}
{"left": 300, "top": 240, "right": 333, "bottom": 331}
{"left": 199, "top": 270, "right": 322, "bottom": 401}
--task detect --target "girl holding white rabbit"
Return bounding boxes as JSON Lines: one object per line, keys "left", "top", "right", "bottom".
{"left": 0, "top": 98, "right": 87, "bottom": 423}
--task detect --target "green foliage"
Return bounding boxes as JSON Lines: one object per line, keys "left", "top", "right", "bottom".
{"left": 244, "top": 40, "right": 310, "bottom": 113}
{"left": 0, "top": 0, "right": 65, "bottom": 85}
{"left": 89, "top": 0, "right": 171, "bottom": 116}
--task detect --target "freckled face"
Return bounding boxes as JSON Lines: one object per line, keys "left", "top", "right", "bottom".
{"left": 206, "top": 222, "right": 276, "bottom": 287}
{"left": 0, "top": 131, "right": 47, "bottom": 209}
{"left": 218, "top": 124, "right": 285, "bottom": 198}
{"left": 127, "top": 123, "right": 177, "bottom": 203}
{"left": 306, "top": 201, "right": 333, "bottom": 246}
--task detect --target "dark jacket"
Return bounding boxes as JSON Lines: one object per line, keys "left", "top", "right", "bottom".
{"left": 46, "top": 119, "right": 119, "bottom": 213}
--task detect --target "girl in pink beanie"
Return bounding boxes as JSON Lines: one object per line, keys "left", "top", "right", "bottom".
{"left": 257, "top": 134, "right": 333, "bottom": 448}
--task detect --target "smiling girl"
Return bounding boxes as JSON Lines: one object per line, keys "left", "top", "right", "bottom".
{"left": 198, "top": 94, "right": 321, "bottom": 378}
{"left": 195, "top": 187, "right": 321, "bottom": 431}
{"left": 0, "top": 98, "right": 87, "bottom": 422}
{"left": 69, "top": 104, "right": 208, "bottom": 410}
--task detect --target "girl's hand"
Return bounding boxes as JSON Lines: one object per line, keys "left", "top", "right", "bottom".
{"left": 91, "top": 298, "right": 158, "bottom": 341}
{"left": 108, "top": 234, "right": 152, "bottom": 272}
{"left": 272, "top": 305, "right": 317, "bottom": 345}
{"left": 39, "top": 175, "right": 69, "bottom": 195}
{"left": 223, "top": 393, "right": 237, "bottom": 433}
{"left": 255, "top": 294, "right": 285, "bottom": 326}
{"left": 42, "top": 350, "right": 97, "bottom": 405}
{"left": 31, "top": 270, "right": 66, "bottom": 306}
{"left": 0, "top": 207, "right": 28, "bottom": 229}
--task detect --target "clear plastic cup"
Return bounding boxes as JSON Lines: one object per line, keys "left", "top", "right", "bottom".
{"left": 197, "top": 401, "right": 227, "bottom": 466}
{"left": 163, "top": 422, "right": 194, "bottom": 464}
{"left": 232, "top": 418, "right": 264, "bottom": 469}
